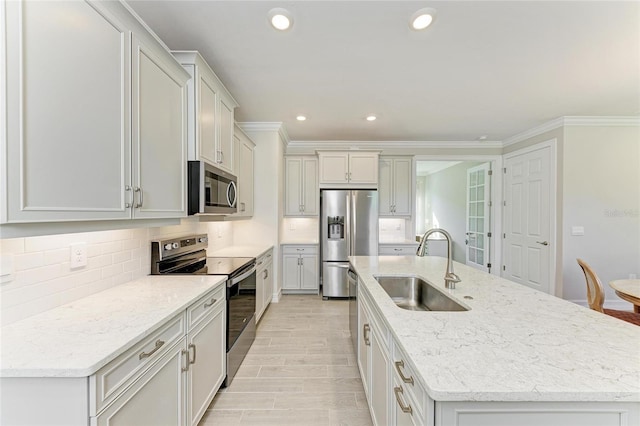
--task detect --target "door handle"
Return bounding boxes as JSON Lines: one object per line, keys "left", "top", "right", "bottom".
{"left": 536, "top": 241, "right": 549, "bottom": 246}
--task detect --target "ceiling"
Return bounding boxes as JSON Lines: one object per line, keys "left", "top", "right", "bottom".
{"left": 128, "top": 1, "right": 640, "bottom": 143}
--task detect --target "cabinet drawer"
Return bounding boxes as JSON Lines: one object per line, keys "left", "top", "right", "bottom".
{"left": 282, "top": 245, "right": 318, "bottom": 255}
{"left": 90, "top": 313, "right": 185, "bottom": 416}
{"left": 256, "top": 248, "right": 274, "bottom": 268}
{"left": 379, "top": 246, "right": 417, "bottom": 255}
{"left": 393, "top": 341, "right": 425, "bottom": 417}
{"left": 187, "top": 285, "right": 226, "bottom": 331}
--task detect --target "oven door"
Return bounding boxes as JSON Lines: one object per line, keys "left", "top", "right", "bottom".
{"left": 226, "top": 266, "right": 256, "bottom": 351}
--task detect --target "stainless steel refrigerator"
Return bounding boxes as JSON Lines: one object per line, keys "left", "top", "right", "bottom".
{"left": 321, "top": 190, "right": 378, "bottom": 298}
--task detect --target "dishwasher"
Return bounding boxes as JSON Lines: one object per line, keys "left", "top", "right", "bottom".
{"left": 348, "top": 267, "right": 358, "bottom": 352}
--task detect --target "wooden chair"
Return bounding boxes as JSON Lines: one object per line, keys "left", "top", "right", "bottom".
{"left": 577, "top": 258, "right": 640, "bottom": 326}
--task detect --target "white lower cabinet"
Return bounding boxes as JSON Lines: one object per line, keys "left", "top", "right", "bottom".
{"left": 379, "top": 244, "right": 419, "bottom": 256}
{"left": 281, "top": 245, "right": 319, "bottom": 294}
{"left": 256, "top": 249, "right": 274, "bottom": 322}
{"left": 357, "top": 285, "right": 640, "bottom": 426}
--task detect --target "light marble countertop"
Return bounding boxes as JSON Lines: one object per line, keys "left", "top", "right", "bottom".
{"left": 349, "top": 255, "right": 640, "bottom": 402}
{"left": 280, "top": 241, "right": 319, "bottom": 246}
{"left": 379, "top": 240, "right": 419, "bottom": 245}
{"left": 208, "top": 245, "right": 273, "bottom": 258}
{"left": 0, "top": 275, "right": 226, "bottom": 378}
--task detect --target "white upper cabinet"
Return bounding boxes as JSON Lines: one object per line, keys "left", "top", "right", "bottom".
{"left": 173, "top": 51, "right": 238, "bottom": 175}
{"left": 285, "top": 157, "right": 318, "bottom": 216}
{"left": 379, "top": 157, "right": 412, "bottom": 217}
{"left": 233, "top": 125, "right": 255, "bottom": 218}
{"left": 2, "top": 0, "right": 189, "bottom": 223}
{"left": 318, "top": 152, "right": 379, "bottom": 188}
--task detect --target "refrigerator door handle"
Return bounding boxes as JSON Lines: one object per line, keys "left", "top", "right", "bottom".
{"left": 345, "top": 193, "right": 352, "bottom": 256}
{"left": 351, "top": 191, "right": 357, "bottom": 256}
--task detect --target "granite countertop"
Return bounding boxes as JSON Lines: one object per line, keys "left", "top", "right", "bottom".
{"left": 349, "top": 255, "right": 640, "bottom": 402}
{"left": 0, "top": 275, "right": 226, "bottom": 378}
{"left": 208, "top": 245, "right": 273, "bottom": 258}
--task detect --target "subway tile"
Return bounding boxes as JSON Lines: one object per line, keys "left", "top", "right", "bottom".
{"left": 99, "top": 241, "right": 122, "bottom": 255}
{"left": 122, "top": 258, "right": 141, "bottom": 273}
{"left": 102, "top": 264, "right": 123, "bottom": 279}
{"left": 0, "top": 238, "right": 25, "bottom": 254}
{"left": 112, "top": 250, "right": 132, "bottom": 264}
{"left": 13, "top": 252, "right": 45, "bottom": 271}
{"left": 88, "top": 254, "right": 112, "bottom": 270}
{"left": 44, "top": 248, "right": 70, "bottom": 266}
{"left": 13, "top": 264, "right": 63, "bottom": 286}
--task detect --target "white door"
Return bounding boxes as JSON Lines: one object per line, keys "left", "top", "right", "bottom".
{"left": 503, "top": 146, "right": 551, "bottom": 293}
{"left": 466, "top": 163, "right": 491, "bottom": 272}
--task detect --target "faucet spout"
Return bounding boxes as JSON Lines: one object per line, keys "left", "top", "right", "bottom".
{"left": 416, "top": 228, "right": 461, "bottom": 289}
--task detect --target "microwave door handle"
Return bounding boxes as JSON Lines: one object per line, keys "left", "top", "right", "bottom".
{"left": 227, "top": 181, "right": 237, "bottom": 208}
{"left": 199, "top": 164, "right": 205, "bottom": 212}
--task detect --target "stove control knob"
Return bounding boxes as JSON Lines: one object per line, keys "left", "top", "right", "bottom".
{"left": 198, "top": 237, "right": 208, "bottom": 243}
{"left": 172, "top": 242, "right": 180, "bottom": 249}
{"left": 164, "top": 243, "right": 173, "bottom": 250}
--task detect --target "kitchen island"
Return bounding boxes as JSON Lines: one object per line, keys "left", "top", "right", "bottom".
{"left": 349, "top": 255, "right": 640, "bottom": 425}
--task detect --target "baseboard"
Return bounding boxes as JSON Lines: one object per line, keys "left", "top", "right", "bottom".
{"left": 570, "top": 299, "right": 634, "bottom": 311}
{"left": 271, "top": 288, "right": 282, "bottom": 303}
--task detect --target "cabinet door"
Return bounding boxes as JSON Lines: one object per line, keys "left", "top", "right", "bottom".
{"left": 285, "top": 158, "right": 303, "bottom": 215}
{"left": 349, "top": 153, "right": 379, "bottom": 184}
{"left": 379, "top": 158, "right": 394, "bottom": 215}
{"left": 132, "top": 35, "right": 188, "bottom": 219}
{"left": 218, "top": 97, "right": 235, "bottom": 173}
{"left": 264, "top": 261, "right": 274, "bottom": 309}
{"left": 95, "top": 340, "right": 185, "bottom": 426}
{"left": 282, "top": 255, "right": 301, "bottom": 290}
{"left": 300, "top": 254, "right": 319, "bottom": 290}
{"left": 302, "top": 158, "right": 319, "bottom": 215}
{"left": 238, "top": 137, "right": 254, "bottom": 216}
{"left": 197, "top": 72, "right": 218, "bottom": 166}
{"left": 319, "top": 153, "right": 349, "bottom": 184}
{"left": 256, "top": 265, "right": 266, "bottom": 321}
{"left": 4, "top": 0, "right": 131, "bottom": 222}
{"left": 187, "top": 306, "right": 225, "bottom": 426}
{"left": 370, "top": 327, "right": 390, "bottom": 426}
{"left": 392, "top": 158, "right": 412, "bottom": 216}
{"left": 358, "top": 301, "right": 371, "bottom": 399}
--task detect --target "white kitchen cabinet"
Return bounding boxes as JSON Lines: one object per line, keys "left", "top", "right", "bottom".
{"left": 172, "top": 51, "right": 239, "bottom": 174}
{"left": 93, "top": 339, "right": 186, "bottom": 426}
{"left": 2, "top": 0, "right": 188, "bottom": 223}
{"left": 256, "top": 249, "right": 274, "bottom": 322}
{"left": 232, "top": 125, "right": 255, "bottom": 218}
{"left": 379, "top": 244, "right": 419, "bottom": 256}
{"left": 379, "top": 157, "right": 412, "bottom": 216}
{"left": 281, "top": 245, "right": 319, "bottom": 293}
{"left": 285, "top": 157, "right": 318, "bottom": 216}
{"left": 318, "top": 152, "right": 379, "bottom": 187}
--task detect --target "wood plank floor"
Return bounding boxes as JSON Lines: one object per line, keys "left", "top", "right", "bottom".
{"left": 198, "top": 295, "right": 373, "bottom": 426}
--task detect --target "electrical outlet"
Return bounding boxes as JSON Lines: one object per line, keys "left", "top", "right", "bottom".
{"left": 70, "top": 243, "right": 87, "bottom": 269}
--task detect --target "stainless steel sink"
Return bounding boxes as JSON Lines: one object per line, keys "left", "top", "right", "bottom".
{"left": 374, "top": 275, "right": 469, "bottom": 312}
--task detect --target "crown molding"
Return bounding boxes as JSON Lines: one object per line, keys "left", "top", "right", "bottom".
{"left": 237, "top": 122, "right": 290, "bottom": 146}
{"left": 503, "top": 116, "right": 640, "bottom": 147}
{"left": 287, "top": 140, "right": 503, "bottom": 150}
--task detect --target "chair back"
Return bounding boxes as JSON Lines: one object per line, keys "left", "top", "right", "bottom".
{"left": 577, "top": 258, "right": 605, "bottom": 313}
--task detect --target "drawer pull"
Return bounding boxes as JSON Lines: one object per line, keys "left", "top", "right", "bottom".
{"left": 394, "top": 386, "right": 413, "bottom": 414}
{"left": 188, "top": 343, "right": 197, "bottom": 365}
{"left": 394, "top": 360, "right": 414, "bottom": 385}
{"left": 363, "top": 324, "right": 371, "bottom": 346}
{"left": 394, "top": 248, "right": 402, "bottom": 251}
{"left": 181, "top": 349, "right": 190, "bottom": 372}
{"left": 204, "top": 298, "right": 217, "bottom": 308}
{"left": 139, "top": 339, "right": 165, "bottom": 360}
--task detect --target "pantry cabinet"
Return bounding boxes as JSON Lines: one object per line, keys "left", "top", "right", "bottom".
{"left": 172, "top": 51, "right": 239, "bottom": 174}
{"left": 233, "top": 125, "right": 255, "bottom": 218}
{"left": 318, "top": 152, "right": 379, "bottom": 187}
{"left": 379, "top": 157, "right": 412, "bottom": 216}
{"left": 285, "top": 157, "right": 318, "bottom": 216}
{"left": 256, "top": 249, "right": 274, "bottom": 322}
{"left": 282, "top": 245, "right": 319, "bottom": 294}
{"left": 2, "top": 0, "right": 189, "bottom": 223}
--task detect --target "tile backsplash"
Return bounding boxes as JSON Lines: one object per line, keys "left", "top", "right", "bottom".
{"left": 0, "top": 218, "right": 234, "bottom": 325}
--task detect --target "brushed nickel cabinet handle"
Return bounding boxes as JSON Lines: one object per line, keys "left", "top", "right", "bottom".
{"left": 181, "top": 349, "right": 190, "bottom": 372}
{"left": 188, "top": 343, "right": 196, "bottom": 365}
{"left": 125, "top": 185, "right": 132, "bottom": 208}
{"left": 133, "top": 187, "right": 143, "bottom": 208}
{"left": 394, "top": 386, "right": 413, "bottom": 414}
{"left": 204, "top": 298, "right": 217, "bottom": 308}
{"left": 394, "top": 360, "right": 414, "bottom": 385}
{"left": 363, "top": 324, "right": 371, "bottom": 346}
{"left": 139, "top": 339, "right": 165, "bottom": 360}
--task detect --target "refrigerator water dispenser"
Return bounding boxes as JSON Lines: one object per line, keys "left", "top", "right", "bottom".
{"left": 327, "top": 216, "right": 344, "bottom": 239}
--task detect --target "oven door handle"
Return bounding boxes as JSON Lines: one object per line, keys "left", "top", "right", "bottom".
{"left": 229, "top": 266, "right": 257, "bottom": 286}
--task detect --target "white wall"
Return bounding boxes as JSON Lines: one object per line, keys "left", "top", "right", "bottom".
{"left": 561, "top": 125, "right": 640, "bottom": 308}
{"left": 0, "top": 217, "right": 239, "bottom": 325}
{"left": 281, "top": 217, "right": 318, "bottom": 243}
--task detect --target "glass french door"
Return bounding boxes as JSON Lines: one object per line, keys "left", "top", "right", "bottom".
{"left": 466, "top": 163, "right": 491, "bottom": 272}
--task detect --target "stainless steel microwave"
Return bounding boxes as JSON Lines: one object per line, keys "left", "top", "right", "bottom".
{"left": 188, "top": 161, "right": 237, "bottom": 215}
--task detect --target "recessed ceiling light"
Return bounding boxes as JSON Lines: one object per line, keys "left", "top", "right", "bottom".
{"left": 366, "top": 115, "right": 377, "bottom": 122}
{"left": 268, "top": 8, "right": 293, "bottom": 31}
{"left": 410, "top": 8, "right": 437, "bottom": 31}
{"left": 296, "top": 115, "right": 307, "bottom": 121}
{"left": 477, "top": 135, "right": 488, "bottom": 141}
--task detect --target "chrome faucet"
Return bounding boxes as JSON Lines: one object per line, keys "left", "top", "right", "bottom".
{"left": 416, "top": 228, "right": 461, "bottom": 289}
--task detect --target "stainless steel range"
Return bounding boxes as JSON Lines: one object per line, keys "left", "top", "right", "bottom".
{"left": 150, "top": 234, "right": 256, "bottom": 387}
